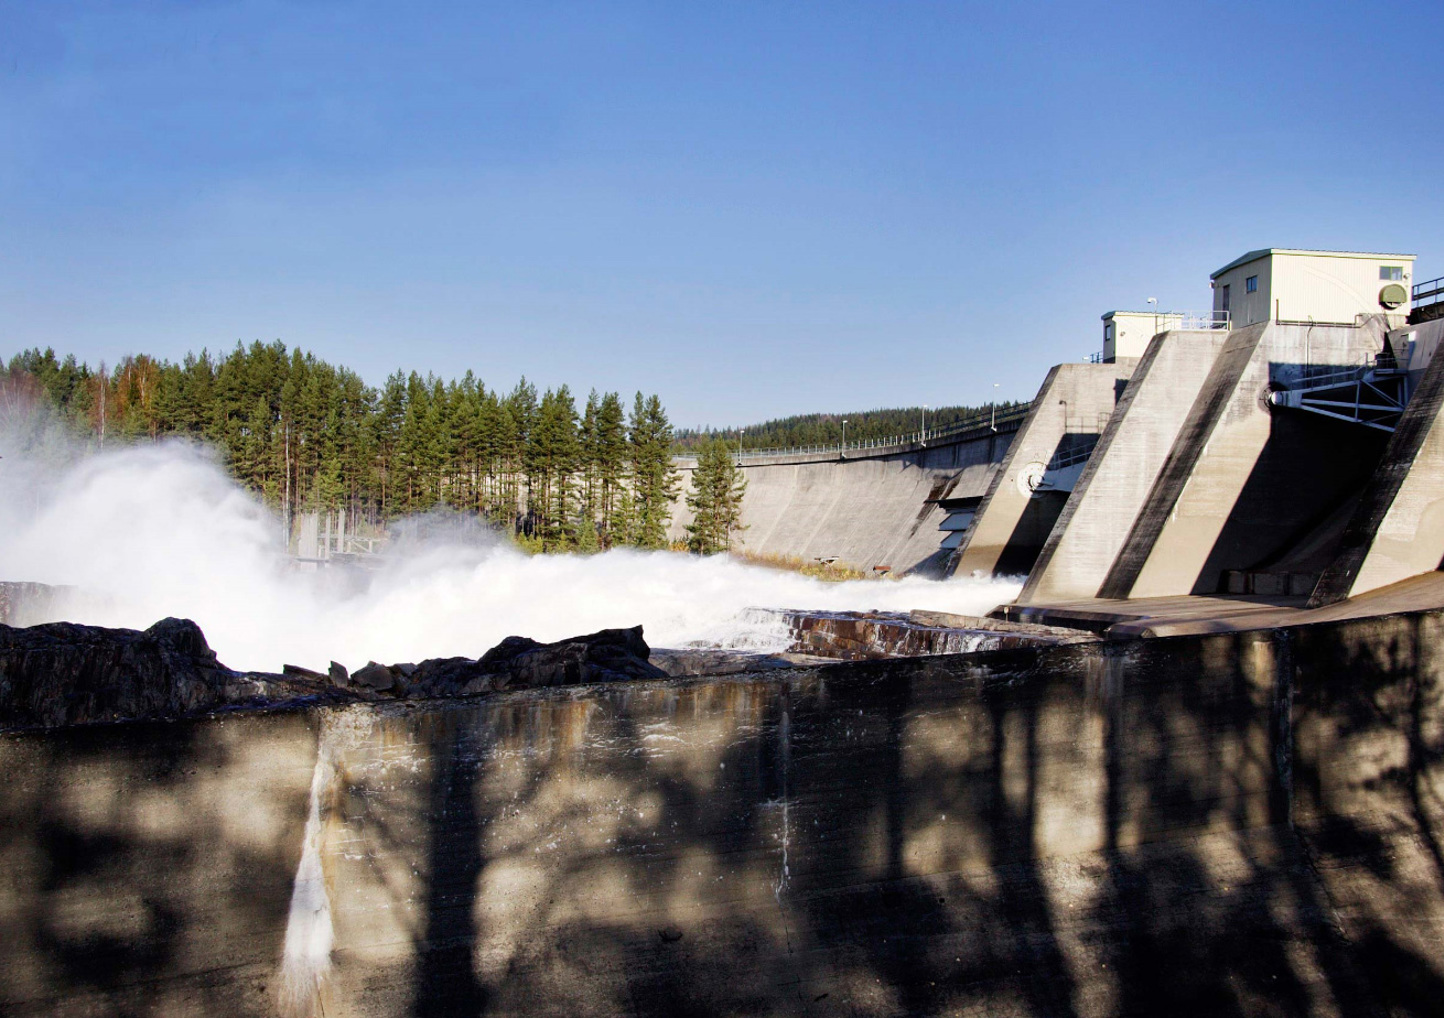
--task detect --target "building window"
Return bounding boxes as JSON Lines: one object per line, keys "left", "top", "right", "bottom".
{"left": 1245, "top": 275, "right": 1258, "bottom": 293}
{"left": 1381, "top": 266, "right": 1403, "bottom": 281}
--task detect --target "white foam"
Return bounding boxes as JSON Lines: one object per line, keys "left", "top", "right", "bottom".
{"left": 0, "top": 440, "right": 1020, "bottom": 671}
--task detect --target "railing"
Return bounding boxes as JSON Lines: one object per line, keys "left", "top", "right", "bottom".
{"left": 1083, "top": 351, "right": 1104, "bottom": 363}
{"left": 1165, "top": 310, "right": 1231, "bottom": 331}
{"left": 676, "top": 402, "right": 1035, "bottom": 462}
{"left": 1047, "top": 434, "right": 1101, "bottom": 471}
{"left": 1414, "top": 276, "right": 1444, "bottom": 310}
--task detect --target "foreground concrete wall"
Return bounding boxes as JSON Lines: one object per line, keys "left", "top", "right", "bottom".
{"left": 5, "top": 607, "right": 1444, "bottom": 1016}
{"left": 1313, "top": 319, "right": 1444, "bottom": 604}
{"left": 669, "top": 427, "right": 1014, "bottom": 575}
{"left": 1019, "top": 330, "right": 1230, "bottom": 604}
{"left": 952, "top": 363, "right": 1133, "bottom": 579}
{"left": 1102, "top": 320, "right": 1390, "bottom": 599}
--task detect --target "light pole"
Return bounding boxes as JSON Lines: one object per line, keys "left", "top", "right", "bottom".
{"left": 921, "top": 404, "right": 928, "bottom": 443}
{"left": 990, "top": 383, "right": 1000, "bottom": 431}
{"left": 1147, "top": 296, "right": 1158, "bottom": 335}
{"left": 841, "top": 419, "right": 849, "bottom": 457}
{"left": 737, "top": 427, "right": 744, "bottom": 465}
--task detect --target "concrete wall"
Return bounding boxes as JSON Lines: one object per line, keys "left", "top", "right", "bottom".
{"left": 668, "top": 426, "right": 1016, "bottom": 575}
{"left": 951, "top": 362, "right": 1134, "bottom": 579}
{"left": 5, "top": 609, "right": 1444, "bottom": 1015}
{"left": 1312, "top": 320, "right": 1444, "bottom": 604}
{"left": 1100, "top": 320, "right": 1390, "bottom": 599}
{"left": 1018, "top": 329, "right": 1230, "bottom": 604}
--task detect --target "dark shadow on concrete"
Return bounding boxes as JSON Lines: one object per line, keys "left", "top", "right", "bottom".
{"left": 1194, "top": 408, "right": 1387, "bottom": 594}
{"left": 413, "top": 717, "right": 489, "bottom": 1018}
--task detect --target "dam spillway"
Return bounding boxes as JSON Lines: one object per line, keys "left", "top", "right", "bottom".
{"left": 3, "top": 604, "right": 1444, "bottom": 1016}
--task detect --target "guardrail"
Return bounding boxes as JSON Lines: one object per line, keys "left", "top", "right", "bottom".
{"left": 1170, "top": 310, "right": 1231, "bottom": 331}
{"left": 1414, "top": 276, "right": 1444, "bottom": 310}
{"left": 675, "top": 402, "right": 1035, "bottom": 462}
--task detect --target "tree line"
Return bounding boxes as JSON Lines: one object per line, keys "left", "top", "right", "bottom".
{"left": 674, "top": 400, "right": 1025, "bottom": 452}
{"left": 1, "top": 343, "right": 694, "bottom": 552}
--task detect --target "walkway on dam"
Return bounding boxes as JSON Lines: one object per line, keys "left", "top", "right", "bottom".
{"left": 998, "top": 571, "right": 1444, "bottom": 639}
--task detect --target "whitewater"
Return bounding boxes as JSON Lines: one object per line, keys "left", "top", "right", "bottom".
{"left": 0, "top": 442, "right": 1019, "bottom": 672}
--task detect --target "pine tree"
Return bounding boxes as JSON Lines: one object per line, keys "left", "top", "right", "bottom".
{"left": 595, "top": 391, "right": 629, "bottom": 547}
{"left": 685, "top": 438, "right": 748, "bottom": 554}
{"left": 628, "top": 392, "right": 680, "bottom": 550}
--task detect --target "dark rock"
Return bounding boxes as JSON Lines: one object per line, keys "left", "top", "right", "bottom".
{"left": 1, "top": 617, "right": 239, "bottom": 728}
{"left": 283, "top": 663, "right": 327, "bottom": 682}
{"left": 406, "top": 656, "right": 489, "bottom": 697}
{"left": 328, "top": 660, "right": 350, "bottom": 687}
{"left": 350, "top": 661, "right": 395, "bottom": 692}
{"left": 475, "top": 626, "right": 667, "bottom": 690}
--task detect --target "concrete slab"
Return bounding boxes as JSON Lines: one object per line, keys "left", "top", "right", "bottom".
{"left": 996, "top": 570, "right": 1444, "bottom": 639}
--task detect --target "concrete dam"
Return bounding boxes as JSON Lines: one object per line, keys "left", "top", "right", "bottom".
{"left": 668, "top": 410, "right": 1025, "bottom": 576}
{"left": 6, "top": 247, "right": 1444, "bottom": 1016}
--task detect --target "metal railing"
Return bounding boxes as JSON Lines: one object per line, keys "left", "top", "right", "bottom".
{"left": 676, "top": 402, "right": 1035, "bottom": 462}
{"left": 1047, "top": 434, "right": 1101, "bottom": 471}
{"left": 1165, "top": 310, "right": 1231, "bottom": 331}
{"left": 1414, "top": 276, "right": 1444, "bottom": 310}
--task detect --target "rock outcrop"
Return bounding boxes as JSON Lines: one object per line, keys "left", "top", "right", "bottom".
{"left": 0, "top": 617, "right": 351, "bottom": 728}
{"left": 343, "top": 626, "right": 669, "bottom": 699}
{"left": 0, "top": 618, "right": 669, "bottom": 729}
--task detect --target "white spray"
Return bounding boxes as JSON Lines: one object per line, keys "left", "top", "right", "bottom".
{"left": 0, "top": 440, "right": 1021, "bottom": 671}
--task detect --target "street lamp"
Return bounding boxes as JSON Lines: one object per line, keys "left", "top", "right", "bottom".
{"left": 990, "top": 383, "right": 1000, "bottom": 431}
{"left": 1059, "top": 399, "right": 1069, "bottom": 432}
{"left": 737, "top": 427, "right": 744, "bottom": 464}
{"left": 921, "top": 404, "right": 928, "bottom": 443}
{"left": 841, "top": 419, "right": 849, "bottom": 456}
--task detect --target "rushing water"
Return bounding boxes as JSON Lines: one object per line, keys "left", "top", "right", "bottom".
{"left": 0, "top": 441, "right": 1021, "bottom": 672}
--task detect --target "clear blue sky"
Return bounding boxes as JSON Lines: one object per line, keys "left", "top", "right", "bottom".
{"left": 2, "top": 1, "right": 1440, "bottom": 429}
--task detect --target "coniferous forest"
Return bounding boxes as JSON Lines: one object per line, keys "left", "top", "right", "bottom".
{"left": 1, "top": 343, "right": 682, "bottom": 552}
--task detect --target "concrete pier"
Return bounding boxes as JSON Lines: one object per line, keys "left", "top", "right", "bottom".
{"left": 1018, "top": 329, "right": 1230, "bottom": 604}
{"left": 1100, "top": 320, "right": 1391, "bottom": 599}
{"left": 1312, "top": 318, "right": 1444, "bottom": 604}
{"left": 950, "top": 362, "right": 1134, "bottom": 579}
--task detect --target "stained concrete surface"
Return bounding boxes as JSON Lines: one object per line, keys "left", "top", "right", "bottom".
{"left": 669, "top": 424, "right": 1018, "bottom": 575}
{"left": 1313, "top": 321, "right": 1444, "bottom": 604}
{"left": 3, "top": 605, "right": 1444, "bottom": 1016}
{"left": 1102, "top": 321, "right": 1390, "bottom": 600}
{"left": 952, "top": 363, "right": 1134, "bottom": 581}
{"left": 1019, "top": 330, "right": 1230, "bottom": 604}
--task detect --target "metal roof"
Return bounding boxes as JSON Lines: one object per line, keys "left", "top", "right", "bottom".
{"left": 1210, "top": 248, "right": 1417, "bottom": 279}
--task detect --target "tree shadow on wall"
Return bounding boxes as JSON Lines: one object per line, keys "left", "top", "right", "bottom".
{"left": 0, "top": 713, "right": 311, "bottom": 1018}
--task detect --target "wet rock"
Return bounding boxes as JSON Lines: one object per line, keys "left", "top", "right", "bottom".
{"left": 406, "top": 656, "right": 489, "bottom": 697}
{"left": 2, "top": 617, "right": 245, "bottom": 727}
{"left": 395, "top": 626, "right": 665, "bottom": 699}
{"left": 475, "top": 626, "right": 667, "bottom": 689}
{"left": 350, "top": 661, "right": 396, "bottom": 692}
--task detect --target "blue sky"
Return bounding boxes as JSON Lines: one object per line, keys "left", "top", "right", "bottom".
{"left": 2, "top": 1, "right": 1440, "bottom": 428}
